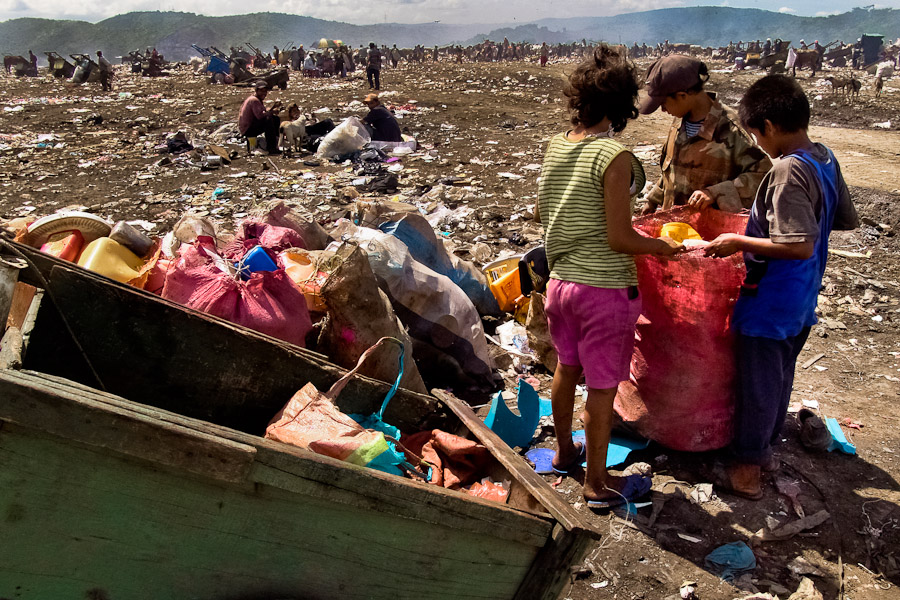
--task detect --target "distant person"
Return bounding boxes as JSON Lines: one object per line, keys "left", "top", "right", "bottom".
{"left": 705, "top": 75, "right": 858, "bottom": 500}
{"left": 390, "top": 44, "right": 401, "bottom": 68}
{"left": 639, "top": 55, "right": 771, "bottom": 214}
{"left": 238, "top": 80, "right": 283, "bottom": 155}
{"left": 362, "top": 93, "right": 402, "bottom": 142}
{"left": 27, "top": 50, "right": 38, "bottom": 76}
{"left": 540, "top": 42, "right": 549, "bottom": 67}
{"left": 96, "top": 50, "right": 113, "bottom": 91}
{"left": 366, "top": 42, "right": 382, "bottom": 90}
{"left": 303, "top": 52, "right": 318, "bottom": 77}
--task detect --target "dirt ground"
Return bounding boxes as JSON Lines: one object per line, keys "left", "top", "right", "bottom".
{"left": 1, "top": 56, "right": 898, "bottom": 600}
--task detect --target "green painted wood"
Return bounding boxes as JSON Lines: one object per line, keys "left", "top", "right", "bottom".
{"left": 0, "top": 423, "right": 539, "bottom": 600}
{"left": 0, "top": 369, "right": 553, "bottom": 549}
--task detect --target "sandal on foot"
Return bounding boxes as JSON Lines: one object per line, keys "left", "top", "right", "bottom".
{"left": 551, "top": 442, "right": 586, "bottom": 475}
{"left": 586, "top": 474, "right": 652, "bottom": 510}
{"left": 712, "top": 463, "right": 763, "bottom": 501}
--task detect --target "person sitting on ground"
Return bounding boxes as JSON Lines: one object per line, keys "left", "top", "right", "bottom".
{"left": 96, "top": 50, "right": 113, "bottom": 92}
{"left": 362, "top": 93, "right": 402, "bottom": 142}
{"left": 535, "top": 45, "right": 682, "bottom": 510}
{"left": 639, "top": 55, "right": 771, "bottom": 214}
{"left": 303, "top": 52, "right": 317, "bottom": 77}
{"left": 704, "top": 75, "right": 858, "bottom": 500}
{"left": 238, "top": 80, "right": 283, "bottom": 155}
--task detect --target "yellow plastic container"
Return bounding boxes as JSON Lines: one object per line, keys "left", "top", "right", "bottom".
{"left": 483, "top": 257, "right": 527, "bottom": 314}
{"left": 281, "top": 251, "right": 328, "bottom": 313}
{"left": 76, "top": 237, "right": 145, "bottom": 283}
{"left": 659, "top": 222, "right": 702, "bottom": 244}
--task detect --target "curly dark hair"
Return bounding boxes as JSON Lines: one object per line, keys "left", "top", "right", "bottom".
{"left": 563, "top": 45, "right": 640, "bottom": 132}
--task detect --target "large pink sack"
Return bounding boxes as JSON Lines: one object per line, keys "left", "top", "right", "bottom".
{"left": 222, "top": 220, "right": 307, "bottom": 261}
{"left": 616, "top": 207, "right": 748, "bottom": 451}
{"left": 162, "top": 239, "right": 312, "bottom": 348}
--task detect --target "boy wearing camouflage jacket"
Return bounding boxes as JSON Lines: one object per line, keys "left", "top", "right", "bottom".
{"left": 639, "top": 56, "right": 771, "bottom": 213}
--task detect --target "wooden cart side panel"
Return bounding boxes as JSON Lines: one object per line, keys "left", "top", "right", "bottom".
{"left": 0, "top": 422, "right": 538, "bottom": 600}
{"left": 0, "top": 369, "right": 554, "bottom": 549}
{"left": 0, "top": 371, "right": 257, "bottom": 484}
{"left": 513, "top": 523, "right": 594, "bottom": 600}
{"left": 22, "top": 262, "right": 451, "bottom": 435}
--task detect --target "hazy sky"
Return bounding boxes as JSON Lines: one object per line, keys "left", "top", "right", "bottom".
{"left": 1, "top": 0, "right": 898, "bottom": 24}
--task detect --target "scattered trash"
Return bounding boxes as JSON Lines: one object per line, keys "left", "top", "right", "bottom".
{"left": 787, "top": 556, "right": 829, "bottom": 578}
{"left": 704, "top": 541, "right": 756, "bottom": 582}
{"left": 825, "top": 417, "right": 857, "bottom": 454}
{"left": 752, "top": 509, "right": 830, "bottom": 543}
{"left": 485, "top": 380, "right": 541, "bottom": 448}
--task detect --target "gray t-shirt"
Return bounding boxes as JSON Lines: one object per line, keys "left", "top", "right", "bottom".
{"left": 755, "top": 143, "right": 857, "bottom": 244}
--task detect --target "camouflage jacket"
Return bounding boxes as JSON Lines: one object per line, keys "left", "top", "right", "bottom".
{"left": 645, "top": 94, "right": 772, "bottom": 212}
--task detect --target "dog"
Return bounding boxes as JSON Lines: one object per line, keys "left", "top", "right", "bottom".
{"left": 279, "top": 104, "right": 308, "bottom": 155}
{"left": 825, "top": 76, "right": 862, "bottom": 100}
{"left": 875, "top": 75, "right": 884, "bottom": 97}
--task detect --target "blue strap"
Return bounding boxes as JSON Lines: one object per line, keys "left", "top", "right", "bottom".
{"left": 376, "top": 337, "right": 405, "bottom": 420}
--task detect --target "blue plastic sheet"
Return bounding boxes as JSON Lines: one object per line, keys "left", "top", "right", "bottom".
{"left": 485, "top": 380, "right": 541, "bottom": 449}
{"left": 826, "top": 417, "right": 857, "bottom": 455}
{"left": 572, "top": 430, "right": 650, "bottom": 468}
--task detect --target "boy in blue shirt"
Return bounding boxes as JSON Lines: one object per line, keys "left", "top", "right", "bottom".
{"left": 705, "top": 75, "right": 858, "bottom": 499}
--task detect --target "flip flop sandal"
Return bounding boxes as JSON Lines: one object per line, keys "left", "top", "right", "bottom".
{"left": 586, "top": 474, "right": 653, "bottom": 510}
{"left": 551, "top": 442, "right": 586, "bottom": 475}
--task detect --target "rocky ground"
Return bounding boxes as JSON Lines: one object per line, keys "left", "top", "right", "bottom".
{"left": 1, "top": 56, "right": 898, "bottom": 600}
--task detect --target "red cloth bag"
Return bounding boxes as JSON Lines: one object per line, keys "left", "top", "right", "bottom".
{"left": 162, "top": 239, "right": 312, "bottom": 347}
{"left": 616, "top": 207, "right": 748, "bottom": 451}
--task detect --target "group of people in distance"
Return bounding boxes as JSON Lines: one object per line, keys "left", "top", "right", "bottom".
{"left": 538, "top": 47, "right": 857, "bottom": 507}
{"left": 237, "top": 80, "right": 402, "bottom": 156}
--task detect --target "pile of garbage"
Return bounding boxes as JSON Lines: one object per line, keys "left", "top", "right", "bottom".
{"left": 11, "top": 199, "right": 547, "bottom": 393}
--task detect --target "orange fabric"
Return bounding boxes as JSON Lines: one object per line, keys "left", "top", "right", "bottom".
{"left": 402, "top": 430, "right": 491, "bottom": 490}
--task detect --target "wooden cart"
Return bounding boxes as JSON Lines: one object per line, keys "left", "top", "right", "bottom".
{"left": 0, "top": 237, "right": 597, "bottom": 600}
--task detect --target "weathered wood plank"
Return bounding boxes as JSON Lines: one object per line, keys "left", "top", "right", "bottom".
{"left": 0, "top": 369, "right": 553, "bottom": 549}
{"left": 5, "top": 281, "right": 35, "bottom": 330}
{"left": 0, "top": 422, "right": 538, "bottom": 600}
{"left": 22, "top": 262, "right": 452, "bottom": 435}
{"left": 0, "top": 371, "right": 257, "bottom": 484}
{"left": 433, "top": 389, "right": 600, "bottom": 539}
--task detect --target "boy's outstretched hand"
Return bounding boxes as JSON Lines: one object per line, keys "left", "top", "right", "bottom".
{"left": 704, "top": 233, "right": 743, "bottom": 257}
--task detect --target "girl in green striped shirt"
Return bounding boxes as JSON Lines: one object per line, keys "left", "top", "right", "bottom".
{"left": 536, "top": 45, "right": 681, "bottom": 509}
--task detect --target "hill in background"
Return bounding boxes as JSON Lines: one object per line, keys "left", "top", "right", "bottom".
{"left": 479, "top": 6, "right": 900, "bottom": 46}
{"left": 1, "top": 7, "right": 897, "bottom": 62}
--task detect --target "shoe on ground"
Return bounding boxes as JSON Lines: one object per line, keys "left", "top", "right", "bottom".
{"left": 715, "top": 462, "right": 763, "bottom": 500}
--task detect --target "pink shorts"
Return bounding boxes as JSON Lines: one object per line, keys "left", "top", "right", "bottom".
{"left": 544, "top": 279, "right": 641, "bottom": 390}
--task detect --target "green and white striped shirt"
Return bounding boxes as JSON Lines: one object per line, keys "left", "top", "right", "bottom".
{"left": 538, "top": 133, "right": 645, "bottom": 288}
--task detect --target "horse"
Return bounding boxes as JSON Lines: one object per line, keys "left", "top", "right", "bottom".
{"left": 792, "top": 48, "right": 821, "bottom": 76}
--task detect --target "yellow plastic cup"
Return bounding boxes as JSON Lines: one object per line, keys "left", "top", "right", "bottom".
{"left": 659, "top": 222, "right": 702, "bottom": 243}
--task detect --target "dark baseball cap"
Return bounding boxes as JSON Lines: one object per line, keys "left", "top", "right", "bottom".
{"left": 254, "top": 80, "right": 268, "bottom": 90}
{"left": 639, "top": 55, "right": 705, "bottom": 114}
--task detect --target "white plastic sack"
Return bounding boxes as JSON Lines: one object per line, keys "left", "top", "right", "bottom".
{"left": 331, "top": 220, "right": 495, "bottom": 390}
{"left": 876, "top": 62, "right": 894, "bottom": 79}
{"left": 317, "top": 116, "right": 371, "bottom": 159}
{"left": 786, "top": 47, "right": 797, "bottom": 69}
